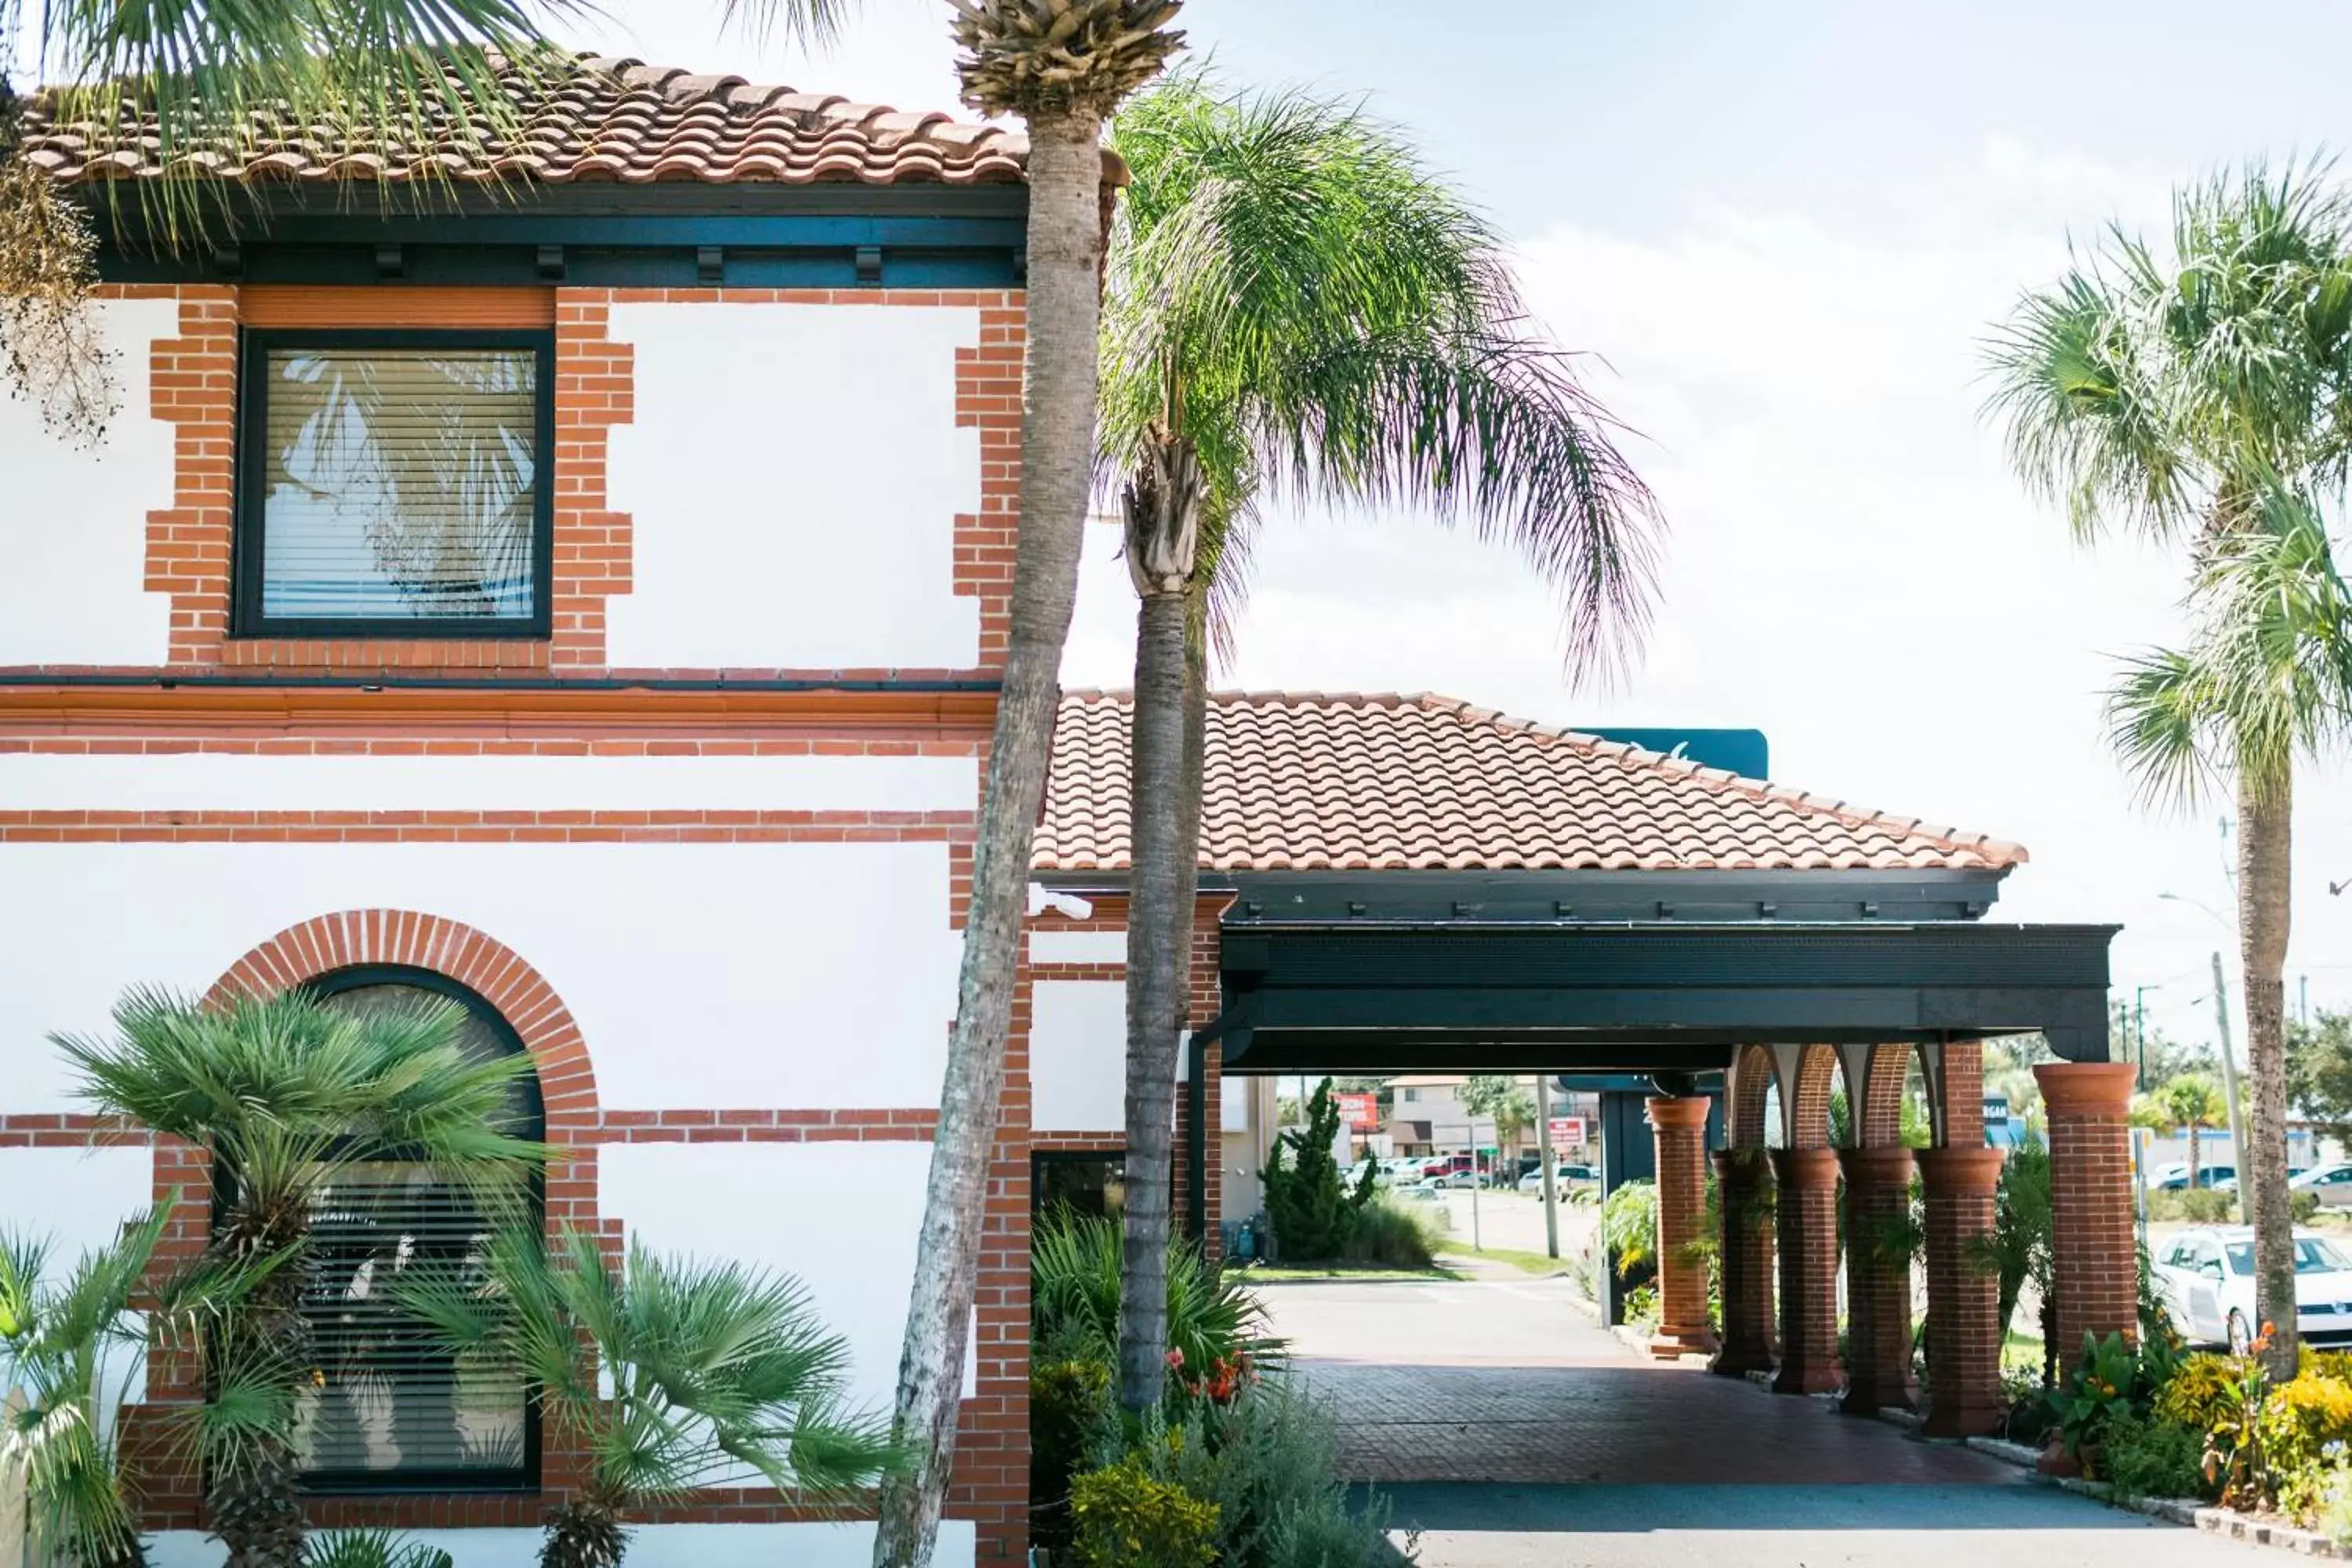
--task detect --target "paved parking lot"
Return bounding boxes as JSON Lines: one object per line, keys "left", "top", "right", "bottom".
{"left": 1256, "top": 1271, "right": 2264, "bottom": 1565}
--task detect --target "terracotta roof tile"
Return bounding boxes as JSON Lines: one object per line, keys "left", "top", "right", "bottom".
{"left": 21, "top": 53, "right": 1043, "bottom": 189}
{"left": 1036, "top": 691, "right": 2028, "bottom": 876}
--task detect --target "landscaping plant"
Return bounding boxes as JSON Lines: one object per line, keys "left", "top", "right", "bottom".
{"left": 54, "top": 988, "right": 546, "bottom": 1568}
{"left": 399, "top": 1225, "right": 901, "bottom": 1568}
{"left": 1030, "top": 1207, "right": 1280, "bottom": 1378}
{"left": 1261, "top": 1080, "right": 1378, "bottom": 1262}
{"left": 1340, "top": 1196, "right": 1444, "bottom": 1271}
{"left": 1068, "top": 1450, "right": 1219, "bottom": 1568}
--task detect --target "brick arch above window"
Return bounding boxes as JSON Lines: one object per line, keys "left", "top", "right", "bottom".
{"left": 207, "top": 909, "right": 599, "bottom": 1134}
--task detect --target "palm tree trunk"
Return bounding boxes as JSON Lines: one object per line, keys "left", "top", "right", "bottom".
{"left": 1118, "top": 585, "right": 1187, "bottom": 1410}
{"left": 209, "top": 1227, "right": 311, "bottom": 1568}
{"left": 2187, "top": 1123, "right": 2200, "bottom": 1192}
{"left": 2240, "top": 763, "right": 2298, "bottom": 1377}
{"left": 539, "top": 1481, "right": 630, "bottom": 1568}
{"left": 870, "top": 110, "right": 1106, "bottom": 1568}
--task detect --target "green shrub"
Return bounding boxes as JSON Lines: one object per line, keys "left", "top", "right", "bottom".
{"left": 2263, "top": 1372, "right": 2352, "bottom": 1518}
{"left": 1599, "top": 1180, "right": 1657, "bottom": 1277}
{"left": 1069, "top": 1454, "right": 1219, "bottom": 1568}
{"left": 1122, "top": 1377, "right": 1399, "bottom": 1568}
{"left": 2054, "top": 1332, "right": 2139, "bottom": 1457}
{"left": 2155, "top": 1352, "right": 2241, "bottom": 1433}
{"left": 1341, "top": 1196, "right": 1441, "bottom": 1269}
{"left": 1030, "top": 1347, "right": 1116, "bottom": 1551}
{"left": 303, "top": 1533, "right": 456, "bottom": 1568}
{"left": 2147, "top": 1188, "right": 2234, "bottom": 1224}
{"left": 2098, "top": 1413, "right": 2210, "bottom": 1501}
{"left": 1264, "top": 1080, "right": 1377, "bottom": 1260}
{"left": 1031, "top": 1207, "right": 1280, "bottom": 1376}
{"left": 1622, "top": 1283, "right": 1659, "bottom": 1333}
{"left": 2298, "top": 1190, "right": 2325, "bottom": 1223}
{"left": 2320, "top": 1458, "right": 2352, "bottom": 1548}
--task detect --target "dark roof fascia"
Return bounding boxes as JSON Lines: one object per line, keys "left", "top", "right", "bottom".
{"left": 1033, "top": 866, "right": 2013, "bottom": 924}
{"left": 89, "top": 180, "right": 1028, "bottom": 288}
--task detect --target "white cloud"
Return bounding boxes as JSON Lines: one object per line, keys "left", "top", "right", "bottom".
{"left": 1063, "top": 137, "right": 2352, "bottom": 1050}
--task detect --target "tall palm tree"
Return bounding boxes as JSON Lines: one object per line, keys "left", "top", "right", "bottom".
{"left": 1984, "top": 162, "right": 2352, "bottom": 1375}
{"left": 53, "top": 988, "right": 546, "bottom": 1568}
{"left": 399, "top": 1225, "right": 900, "bottom": 1568}
{"left": 1098, "top": 74, "right": 1661, "bottom": 1410}
{"left": 2107, "top": 487, "right": 2352, "bottom": 1368}
{"left": 2158, "top": 1073, "right": 2230, "bottom": 1190}
{"left": 872, "top": 6, "right": 1181, "bottom": 1563}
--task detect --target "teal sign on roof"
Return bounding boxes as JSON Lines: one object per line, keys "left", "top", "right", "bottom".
{"left": 1579, "top": 728, "right": 1769, "bottom": 781}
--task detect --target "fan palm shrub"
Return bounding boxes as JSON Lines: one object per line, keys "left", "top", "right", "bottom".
{"left": 52, "top": 987, "right": 546, "bottom": 1568}
{"left": 0, "top": 1207, "right": 286, "bottom": 1568}
{"left": 399, "top": 1225, "right": 900, "bottom": 1568}
{"left": 1099, "top": 72, "right": 1660, "bottom": 1409}
{"left": 1030, "top": 1208, "right": 1279, "bottom": 1380}
{"left": 1986, "top": 162, "right": 2352, "bottom": 1375}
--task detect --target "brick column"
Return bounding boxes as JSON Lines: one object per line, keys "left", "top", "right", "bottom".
{"left": 1769, "top": 1148, "right": 1843, "bottom": 1394}
{"left": 1918, "top": 1145, "right": 2005, "bottom": 1437}
{"left": 1838, "top": 1145, "right": 1918, "bottom": 1414}
{"left": 2036, "top": 1061, "right": 2140, "bottom": 1363}
{"left": 1711, "top": 1147, "right": 1778, "bottom": 1378}
{"left": 1646, "top": 1096, "right": 1719, "bottom": 1358}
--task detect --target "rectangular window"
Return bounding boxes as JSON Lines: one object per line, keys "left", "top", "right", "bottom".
{"left": 236, "top": 331, "right": 554, "bottom": 637}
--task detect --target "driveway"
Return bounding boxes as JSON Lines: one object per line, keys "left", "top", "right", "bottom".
{"left": 1254, "top": 1269, "right": 2263, "bottom": 1566}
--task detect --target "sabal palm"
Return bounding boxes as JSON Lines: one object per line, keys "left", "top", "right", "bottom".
{"left": 399, "top": 1225, "right": 901, "bottom": 1568}
{"left": 2159, "top": 1073, "right": 2230, "bottom": 1189}
{"left": 2109, "top": 488, "right": 2352, "bottom": 1334}
{"left": 53, "top": 988, "right": 545, "bottom": 1568}
{"left": 1985, "top": 162, "right": 2352, "bottom": 1376}
{"left": 1098, "top": 73, "right": 1659, "bottom": 1409}
{"left": 0, "top": 1208, "right": 284, "bottom": 1568}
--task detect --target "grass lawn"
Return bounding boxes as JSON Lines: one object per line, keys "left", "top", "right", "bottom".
{"left": 1439, "top": 1244, "right": 1577, "bottom": 1277}
{"left": 2004, "top": 1326, "right": 2047, "bottom": 1376}
{"left": 1232, "top": 1262, "right": 1460, "bottom": 1283}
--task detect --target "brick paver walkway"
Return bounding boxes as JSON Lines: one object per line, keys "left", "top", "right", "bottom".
{"left": 1255, "top": 1270, "right": 2018, "bottom": 1486}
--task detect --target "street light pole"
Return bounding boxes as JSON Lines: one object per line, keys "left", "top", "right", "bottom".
{"left": 1535, "top": 1073, "right": 1559, "bottom": 1258}
{"left": 2211, "top": 951, "right": 2249, "bottom": 1224}
{"left": 2132, "top": 983, "right": 2161, "bottom": 1091}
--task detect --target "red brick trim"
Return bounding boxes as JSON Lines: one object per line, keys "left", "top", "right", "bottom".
{"left": 1789, "top": 1044, "right": 1838, "bottom": 1149}
{"left": 586, "top": 1109, "right": 937, "bottom": 1143}
{"left": 1727, "top": 1044, "right": 1774, "bottom": 1149}
{"left": 0, "top": 811, "right": 964, "bottom": 844}
{"left": 30, "top": 285, "right": 1023, "bottom": 682}
{"left": 1859, "top": 1043, "right": 1914, "bottom": 1149}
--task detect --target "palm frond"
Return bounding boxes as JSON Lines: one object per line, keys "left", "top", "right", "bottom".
{"left": 1102, "top": 71, "right": 1660, "bottom": 684}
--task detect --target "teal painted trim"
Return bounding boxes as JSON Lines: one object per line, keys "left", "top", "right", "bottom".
{"left": 1579, "top": 728, "right": 1769, "bottom": 779}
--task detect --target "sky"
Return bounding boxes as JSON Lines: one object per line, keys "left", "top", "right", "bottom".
{"left": 557, "top": 0, "right": 2352, "bottom": 1053}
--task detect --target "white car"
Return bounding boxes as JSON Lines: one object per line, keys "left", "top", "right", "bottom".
{"left": 1517, "top": 1163, "right": 1598, "bottom": 1193}
{"left": 2294, "top": 1162, "right": 2352, "bottom": 1207}
{"left": 2152, "top": 1225, "right": 2352, "bottom": 1352}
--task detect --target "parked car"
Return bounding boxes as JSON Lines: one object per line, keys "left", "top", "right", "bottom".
{"left": 1401, "top": 1179, "right": 1446, "bottom": 1203}
{"left": 2152, "top": 1163, "right": 2238, "bottom": 1191}
{"left": 2294, "top": 1162, "right": 2352, "bottom": 1207}
{"left": 1434, "top": 1167, "right": 1480, "bottom": 1189}
{"left": 2211, "top": 1170, "right": 2307, "bottom": 1193}
{"left": 1517, "top": 1163, "right": 1599, "bottom": 1193}
{"left": 2151, "top": 1225, "right": 2352, "bottom": 1351}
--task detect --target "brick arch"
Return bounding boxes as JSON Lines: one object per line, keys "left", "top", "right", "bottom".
{"left": 1729, "top": 1045, "right": 1777, "bottom": 1147}
{"left": 209, "top": 910, "right": 599, "bottom": 1137}
{"left": 1857, "top": 1043, "right": 1917, "bottom": 1149}
{"left": 1788, "top": 1044, "right": 1841, "bottom": 1149}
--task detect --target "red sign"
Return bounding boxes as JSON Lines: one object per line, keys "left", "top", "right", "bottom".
{"left": 1548, "top": 1116, "right": 1587, "bottom": 1146}
{"left": 1336, "top": 1092, "right": 1381, "bottom": 1131}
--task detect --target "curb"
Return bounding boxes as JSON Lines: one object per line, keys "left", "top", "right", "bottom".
{"left": 1962, "top": 1435, "right": 2350, "bottom": 1556}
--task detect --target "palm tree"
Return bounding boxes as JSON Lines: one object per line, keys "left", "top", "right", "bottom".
{"left": 2158, "top": 1073, "right": 2230, "bottom": 1190}
{"left": 398, "top": 1225, "right": 899, "bottom": 1568}
{"left": 52, "top": 988, "right": 546, "bottom": 1568}
{"left": 1984, "top": 162, "right": 2352, "bottom": 1376}
{"left": 0, "top": 0, "right": 597, "bottom": 443}
{"left": 1098, "top": 74, "right": 1660, "bottom": 1410}
{"left": 2107, "top": 486, "right": 2352, "bottom": 1367}
{"left": 0, "top": 1209, "right": 281, "bottom": 1568}
{"left": 873, "top": 5, "right": 1182, "bottom": 1561}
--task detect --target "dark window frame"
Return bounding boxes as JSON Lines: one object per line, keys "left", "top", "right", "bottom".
{"left": 233, "top": 328, "right": 558, "bottom": 641}
{"left": 230, "top": 963, "right": 546, "bottom": 1497}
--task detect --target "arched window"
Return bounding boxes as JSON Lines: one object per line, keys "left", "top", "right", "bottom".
{"left": 294, "top": 966, "right": 543, "bottom": 1491}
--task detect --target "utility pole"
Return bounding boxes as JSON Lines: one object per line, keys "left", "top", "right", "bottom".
{"left": 2212, "top": 950, "right": 2249, "bottom": 1223}
{"left": 1536, "top": 1073, "right": 1559, "bottom": 1258}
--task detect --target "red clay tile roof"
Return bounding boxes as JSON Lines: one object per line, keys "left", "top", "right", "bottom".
{"left": 1036, "top": 690, "right": 2028, "bottom": 875}
{"left": 21, "top": 53, "right": 1036, "bottom": 188}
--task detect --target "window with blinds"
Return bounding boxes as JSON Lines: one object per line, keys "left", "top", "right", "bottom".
{"left": 238, "top": 334, "right": 552, "bottom": 637}
{"left": 290, "top": 974, "right": 543, "bottom": 1490}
